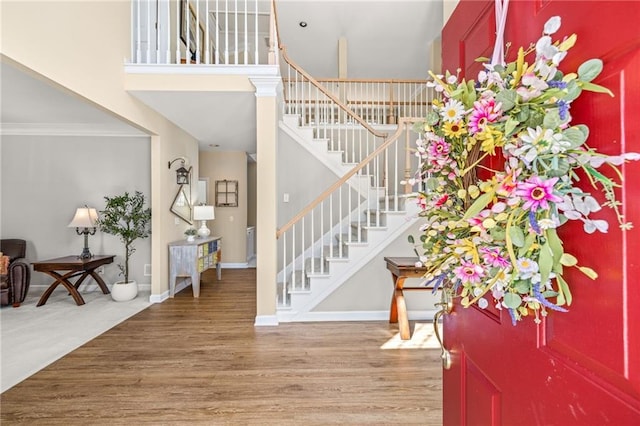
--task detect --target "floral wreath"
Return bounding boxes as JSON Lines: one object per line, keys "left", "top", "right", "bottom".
{"left": 408, "top": 16, "right": 639, "bottom": 325}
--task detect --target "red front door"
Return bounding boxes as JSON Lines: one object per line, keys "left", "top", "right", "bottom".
{"left": 440, "top": 1, "right": 640, "bottom": 424}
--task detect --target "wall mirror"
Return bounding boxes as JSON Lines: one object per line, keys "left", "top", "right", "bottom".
{"left": 170, "top": 184, "right": 193, "bottom": 224}
{"left": 197, "top": 177, "right": 209, "bottom": 205}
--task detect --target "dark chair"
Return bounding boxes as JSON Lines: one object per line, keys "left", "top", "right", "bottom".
{"left": 0, "top": 239, "right": 31, "bottom": 307}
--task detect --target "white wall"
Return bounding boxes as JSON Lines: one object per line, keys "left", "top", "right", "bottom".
{"left": 1, "top": 135, "right": 151, "bottom": 287}
{"left": 277, "top": 127, "right": 337, "bottom": 227}
{"left": 313, "top": 222, "right": 440, "bottom": 314}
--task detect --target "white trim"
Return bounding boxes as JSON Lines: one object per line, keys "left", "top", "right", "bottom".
{"left": 254, "top": 315, "right": 279, "bottom": 326}
{"left": 220, "top": 262, "right": 249, "bottom": 269}
{"left": 125, "top": 63, "right": 280, "bottom": 76}
{"left": 249, "top": 76, "right": 282, "bottom": 97}
{"left": 1, "top": 123, "right": 146, "bottom": 137}
{"left": 278, "top": 309, "right": 437, "bottom": 323}
{"left": 149, "top": 291, "right": 169, "bottom": 304}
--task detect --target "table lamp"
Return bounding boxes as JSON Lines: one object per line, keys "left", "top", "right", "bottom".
{"left": 68, "top": 206, "right": 99, "bottom": 259}
{"left": 193, "top": 205, "right": 215, "bottom": 238}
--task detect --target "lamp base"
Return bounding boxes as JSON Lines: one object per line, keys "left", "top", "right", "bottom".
{"left": 197, "top": 221, "right": 211, "bottom": 238}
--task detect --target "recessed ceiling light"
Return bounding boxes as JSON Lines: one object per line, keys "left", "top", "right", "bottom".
{"left": 299, "top": 21, "right": 307, "bottom": 28}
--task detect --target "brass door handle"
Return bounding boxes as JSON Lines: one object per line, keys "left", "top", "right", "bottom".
{"left": 433, "top": 290, "right": 453, "bottom": 370}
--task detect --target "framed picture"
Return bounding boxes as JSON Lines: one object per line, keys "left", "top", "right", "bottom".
{"left": 215, "top": 180, "right": 238, "bottom": 207}
{"left": 180, "top": 0, "right": 204, "bottom": 61}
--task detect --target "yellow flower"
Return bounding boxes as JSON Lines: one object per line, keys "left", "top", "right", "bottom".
{"left": 476, "top": 127, "right": 505, "bottom": 155}
{"left": 443, "top": 120, "right": 468, "bottom": 138}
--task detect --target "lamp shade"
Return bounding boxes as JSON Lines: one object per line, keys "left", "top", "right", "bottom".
{"left": 193, "top": 205, "right": 215, "bottom": 221}
{"left": 68, "top": 207, "right": 98, "bottom": 228}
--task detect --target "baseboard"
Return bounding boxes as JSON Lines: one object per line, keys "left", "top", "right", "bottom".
{"left": 220, "top": 262, "right": 249, "bottom": 269}
{"left": 149, "top": 291, "right": 169, "bottom": 304}
{"left": 254, "top": 315, "right": 279, "bottom": 326}
{"left": 277, "top": 309, "right": 438, "bottom": 323}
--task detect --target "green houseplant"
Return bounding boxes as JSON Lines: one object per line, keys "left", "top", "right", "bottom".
{"left": 184, "top": 227, "right": 197, "bottom": 242}
{"left": 98, "top": 191, "right": 151, "bottom": 301}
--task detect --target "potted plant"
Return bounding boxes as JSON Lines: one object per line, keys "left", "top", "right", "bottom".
{"left": 184, "top": 228, "right": 197, "bottom": 242}
{"left": 97, "top": 191, "right": 151, "bottom": 302}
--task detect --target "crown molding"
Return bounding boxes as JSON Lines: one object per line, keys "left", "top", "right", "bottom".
{"left": 1, "top": 123, "right": 147, "bottom": 137}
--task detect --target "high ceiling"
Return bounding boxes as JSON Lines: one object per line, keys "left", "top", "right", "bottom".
{"left": 1, "top": 1, "right": 443, "bottom": 154}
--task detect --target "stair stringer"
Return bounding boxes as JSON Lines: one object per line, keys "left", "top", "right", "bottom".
{"left": 277, "top": 202, "right": 420, "bottom": 322}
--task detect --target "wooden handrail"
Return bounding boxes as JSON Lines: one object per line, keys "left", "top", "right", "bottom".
{"left": 279, "top": 47, "right": 388, "bottom": 139}
{"left": 276, "top": 117, "right": 421, "bottom": 239}
{"left": 314, "top": 78, "right": 429, "bottom": 84}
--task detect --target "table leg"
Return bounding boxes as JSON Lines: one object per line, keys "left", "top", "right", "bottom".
{"left": 89, "top": 271, "right": 111, "bottom": 294}
{"left": 37, "top": 271, "right": 86, "bottom": 307}
{"left": 389, "top": 274, "right": 411, "bottom": 340}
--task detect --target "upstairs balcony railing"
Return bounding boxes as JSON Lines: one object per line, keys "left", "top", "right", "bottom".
{"left": 130, "top": 0, "right": 277, "bottom": 65}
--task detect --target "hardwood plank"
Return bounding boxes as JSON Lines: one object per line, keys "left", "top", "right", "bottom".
{"left": 0, "top": 269, "right": 442, "bottom": 425}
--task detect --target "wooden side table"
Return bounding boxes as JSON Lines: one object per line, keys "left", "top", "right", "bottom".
{"left": 384, "top": 257, "right": 432, "bottom": 340}
{"left": 32, "top": 255, "right": 115, "bottom": 306}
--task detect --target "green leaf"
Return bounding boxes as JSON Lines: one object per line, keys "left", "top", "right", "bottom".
{"left": 475, "top": 56, "right": 490, "bottom": 63}
{"left": 426, "top": 177, "right": 440, "bottom": 191}
{"left": 503, "top": 292, "right": 523, "bottom": 309}
{"left": 563, "top": 127, "right": 588, "bottom": 148}
{"left": 577, "top": 59, "right": 603, "bottom": 83}
{"left": 564, "top": 80, "right": 582, "bottom": 102}
{"left": 462, "top": 191, "right": 494, "bottom": 220}
{"left": 556, "top": 274, "right": 572, "bottom": 306}
{"left": 504, "top": 116, "right": 520, "bottom": 137}
{"left": 518, "top": 233, "right": 536, "bottom": 257}
{"left": 496, "top": 89, "right": 517, "bottom": 112}
{"left": 515, "top": 105, "right": 530, "bottom": 122}
{"left": 560, "top": 253, "right": 578, "bottom": 266}
{"left": 577, "top": 266, "right": 599, "bottom": 280}
{"left": 543, "top": 109, "right": 561, "bottom": 129}
{"left": 489, "top": 226, "right": 506, "bottom": 241}
{"left": 515, "top": 281, "right": 530, "bottom": 294}
{"left": 546, "top": 158, "right": 570, "bottom": 177}
{"left": 408, "top": 235, "right": 415, "bottom": 244}
{"left": 509, "top": 225, "right": 525, "bottom": 247}
{"left": 546, "top": 229, "right": 564, "bottom": 268}
{"left": 539, "top": 241, "right": 554, "bottom": 286}
{"left": 579, "top": 81, "right": 614, "bottom": 97}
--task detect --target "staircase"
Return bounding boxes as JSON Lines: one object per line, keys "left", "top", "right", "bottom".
{"left": 274, "top": 40, "right": 432, "bottom": 322}
{"left": 276, "top": 112, "right": 422, "bottom": 322}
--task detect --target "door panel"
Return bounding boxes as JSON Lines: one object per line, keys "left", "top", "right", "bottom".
{"left": 441, "top": 1, "right": 640, "bottom": 424}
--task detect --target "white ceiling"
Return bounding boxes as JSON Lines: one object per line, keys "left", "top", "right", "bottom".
{"left": 1, "top": 1, "right": 442, "bottom": 153}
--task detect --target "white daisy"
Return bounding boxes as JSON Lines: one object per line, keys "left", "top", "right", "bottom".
{"left": 440, "top": 99, "right": 465, "bottom": 123}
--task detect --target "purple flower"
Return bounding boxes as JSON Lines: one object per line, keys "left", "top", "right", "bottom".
{"left": 547, "top": 80, "right": 567, "bottom": 89}
{"left": 468, "top": 98, "right": 501, "bottom": 134}
{"left": 453, "top": 260, "right": 485, "bottom": 285}
{"left": 557, "top": 99, "right": 570, "bottom": 120}
{"left": 428, "top": 138, "right": 451, "bottom": 158}
{"left": 515, "top": 176, "right": 563, "bottom": 211}
{"left": 480, "top": 246, "right": 511, "bottom": 268}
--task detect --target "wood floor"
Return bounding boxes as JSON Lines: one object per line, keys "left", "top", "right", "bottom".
{"left": 0, "top": 268, "right": 442, "bottom": 425}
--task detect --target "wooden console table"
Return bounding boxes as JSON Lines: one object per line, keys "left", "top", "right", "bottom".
{"left": 32, "top": 255, "right": 115, "bottom": 306}
{"left": 169, "top": 236, "right": 221, "bottom": 298}
{"left": 384, "top": 257, "right": 431, "bottom": 340}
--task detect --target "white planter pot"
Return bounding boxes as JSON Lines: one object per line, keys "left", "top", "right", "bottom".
{"left": 111, "top": 280, "right": 138, "bottom": 302}
{"left": 186, "top": 235, "right": 195, "bottom": 242}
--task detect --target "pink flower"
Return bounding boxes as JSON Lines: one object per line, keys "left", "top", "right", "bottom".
{"left": 454, "top": 260, "right": 485, "bottom": 285}
{"left": 468, "top": 98, "right": 502, "bottom": 134}
{"left": 515, "top": 176, "right": 563, "bottom": 211}
{"left": 480, "top": 247, "right": 511, "bottom": 268}
{"left": 428, "top": 138, "right": 451, "bottom": 158}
